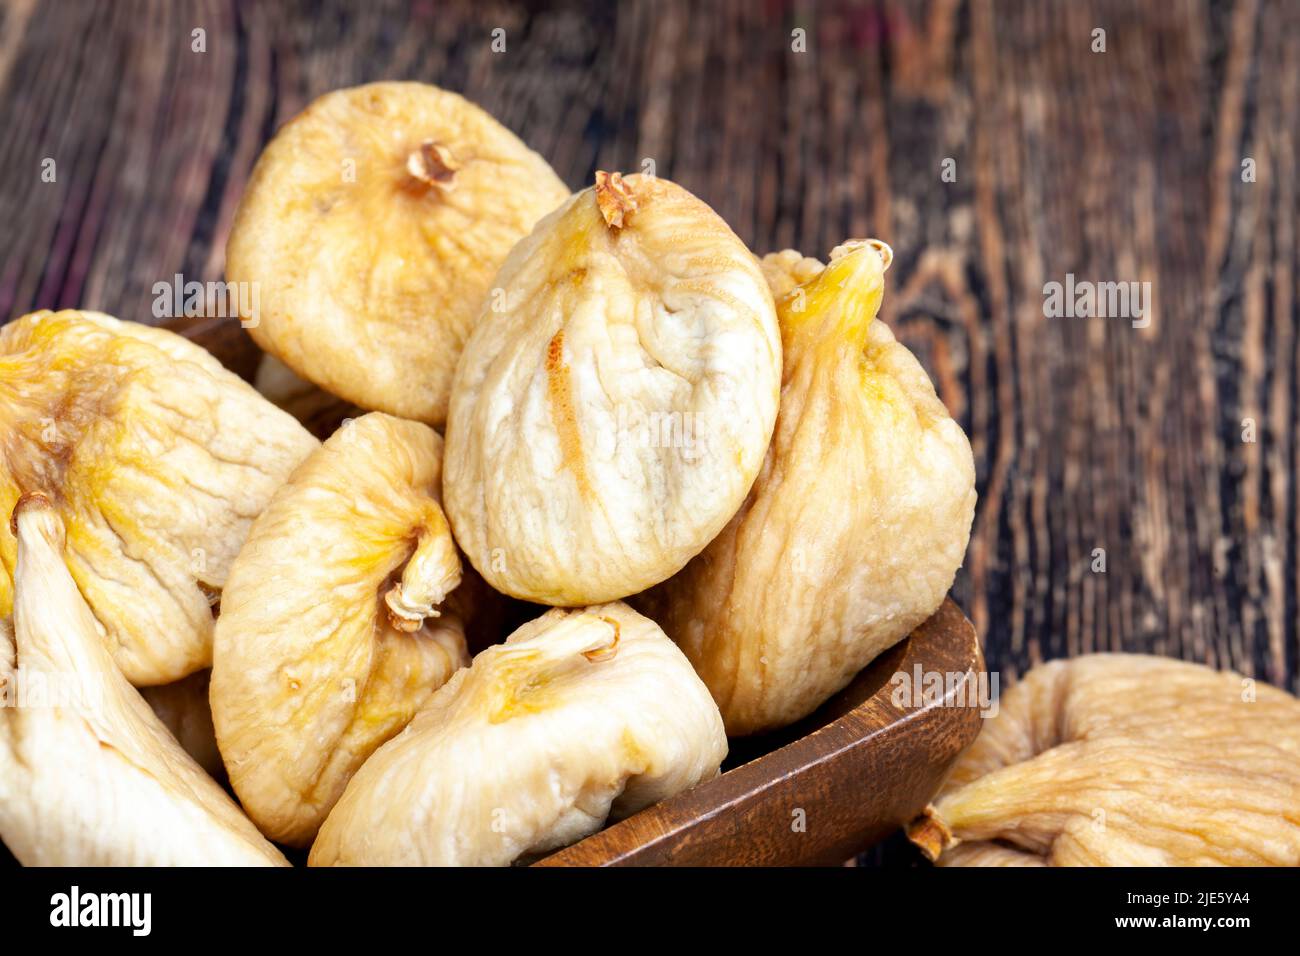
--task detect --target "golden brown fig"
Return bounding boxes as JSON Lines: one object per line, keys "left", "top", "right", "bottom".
{"left": 0, "top": 310, "right": 318, "bottom": 686}
{"left": 638, "top": 241, "right": 976, "bottom": 735}
{"left": 0, "top": 495, "right": 286, "bottom": 865}
{"left": 140, "top": 669, "right": 224, "bottom": 781}
{"left": 309, "top": 602, "right": 727, "bottom": 866}
{"left": 444, "top": 172, "right": 782, "bottom": 605}
{"left": 211, "top": 412, "right": 469, "bottom": 847}
{"left": 907, "top": 654, "right": 1300, "bottom": 866}
{"left": 226, "top": 82, "right": 570, "bottom": 425}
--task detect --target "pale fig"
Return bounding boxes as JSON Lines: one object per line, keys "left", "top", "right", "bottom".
{"left": 444, "top": 172, "right": 781, "bottom": 605}
{"left": 0, "top": 495, "right": 286, "bottom": 866}
{"left": 211, "top": 412, "right": 469, "bottom": 847}
{"left": 226, "top": 82, "right": 570, "bottom": 425}
{"left": 310, "top": 602, "right": 727, "bottom": 866}
{"left": 907, "top": 654, "right": 1300, "bottom": 866}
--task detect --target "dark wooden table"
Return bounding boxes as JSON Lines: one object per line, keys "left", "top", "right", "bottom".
{"left": 2, "top": 2, "right": 1296, "bottom": 696}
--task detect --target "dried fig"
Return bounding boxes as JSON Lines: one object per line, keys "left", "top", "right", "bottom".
{"left": 211, "top": 412, "right": 470, "bottom": 846}
{"left": 758, "top": 248, "right": 826, "bottom": 299}
{"left": 638, "top": 242, "right": 976, "bottom": 735}
{"left": 0, "top": 495, "right": 287, "bottom": 866}
{"left": 309, "top": 602, "right": 727, "bottom": 866}
{"left": 444, "top": 172, "right": 781, "bottom": 605}
{"left": 140, "top": 669, "right": 223, "bottom": 781}
{"left": 0, "top": 309, "right": 318, "bottom": 686}
{"left": 907, "top": 654, "right": 1300, "bottom": 866}
{"left": 226, "top": 81, "right": 570, "bottom": 425}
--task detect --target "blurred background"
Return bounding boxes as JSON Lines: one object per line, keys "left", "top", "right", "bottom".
{"left": 0, "top": 0, "right": 1296, "bottom": 861}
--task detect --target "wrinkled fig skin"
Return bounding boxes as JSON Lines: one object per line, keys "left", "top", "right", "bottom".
{"left": 444, "top": 172, "right": 782, "bottom": 606}
{"left": 0, "top": 310, "right": 319, "bottom": 686}
{"left": 0, "top": 497, "right": 287, "bottom": 866}
{"left": 638, "top": 244, "right": 977, "bottom": 736}
{"left": 310, "top": 602, "right": 727, "bottom": 867}
{"left": 212, "top": 412, "right": 469, "bottom": 847}
{"left": 140, "top": 669, "right": 224, "bottom": 781}
{"left": 908, "top": 654, "right": 1300, "bottom": 866}
{"left": 226, "top": 81, "right": 571, "bottom": 426}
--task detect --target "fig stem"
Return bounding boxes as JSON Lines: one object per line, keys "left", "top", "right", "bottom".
{"left": 383, "top": 509, "right": 463, "bottom": 633}
{"left": 498, "top": 612, "right": 621, "bottom": 663}
{"left": 10, "top": 490, "right": 55, "bottom": 536}
{"left": 782, "top": 240, "right": 886, "bottom": 356}
{"left": 595, "top": 171, "right": 638, "bottom": 230}
{"left": 905, "top": 805, "right": 955, "bottom": 862}
{"left": 829, "top": 238, "right": 893, "bottom": 272}
{"left": 582, "top": 617, "right": 621, "bottom": 662}
{"left": 406, "top": 141, "right": 459, "bottom": 192}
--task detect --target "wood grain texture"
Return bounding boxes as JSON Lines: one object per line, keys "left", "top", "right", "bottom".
{"left": 0, "top": 5, "right": 1295, "bottom": 709}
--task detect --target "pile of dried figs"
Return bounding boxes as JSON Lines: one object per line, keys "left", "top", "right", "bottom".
{"left": 2, "top": 81, "right": 1294, "bottom": 867}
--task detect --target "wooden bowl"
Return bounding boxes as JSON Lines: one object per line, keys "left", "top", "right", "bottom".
{"left": 173, "top": 317, "right": 986, "bottom": 867}
{"left": 536, "top": 598, "right": 982, "bottom": 866}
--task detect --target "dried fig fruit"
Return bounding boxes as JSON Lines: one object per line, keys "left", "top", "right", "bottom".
{"left": 211, "top": 412, "right": 470, "bottom": 846}
{"left": 0, "top": 495, "right": 287, "bottom": 866}
{"left": 758, "top": 248, "right": 826, "bottom": 299}
{"left": 140, "top": 669, "right": 224, "bottom": 781}
{"left": 638, "top": 241, "right": 976, "bottom": 735}
{"left": 0, "top": 309, "right": 318, "bottom": 686}
{"left": 907, "top": 654, "right": 1300, "bottom": 866}
{"left": 226, "top": 82, "right": 570, "bottom": 425}
{"left": 309, "top": 602, "right": 727, "bottom": 866}
{"left": 444, "top": 172, "right": 782, "bottom": 605}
